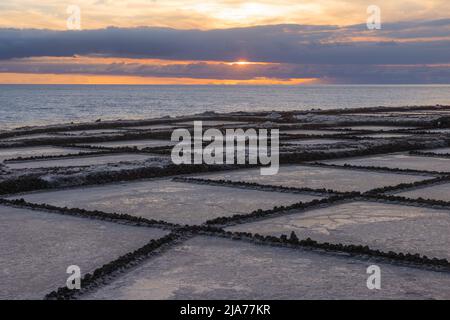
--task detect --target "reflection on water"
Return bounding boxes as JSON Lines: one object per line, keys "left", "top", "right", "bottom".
{"left": 1, "top": 84, "right": 450, "bottom": 129}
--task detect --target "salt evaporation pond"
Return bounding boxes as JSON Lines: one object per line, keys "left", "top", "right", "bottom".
{"left": 324, "top": 153, "right": 450, "bottom": 172}
{"left": 0, "top": 204, "right": 168, "bottom": 300}
{"left": 83, "top": 236, "right": 450, "bottom": 300}
{"left": 194, "top": 165, "right": 431, "bottom": 192}
{"left": 228, "top": 201, "right": 450, "bottom": 260}
{"left": 396, "top": 182, "right": 450, "bottom": 202}
{"left": 0, "top": 146, "right": 86, "bottom": 163}
{"left": 5, "top": 153, "right": 154, "bottom": 169}
{"left": 9, "top": 179, "right": 321, "bottom": 225}
{"left": 81, "top": 139, "right": 176, "bottom": 149}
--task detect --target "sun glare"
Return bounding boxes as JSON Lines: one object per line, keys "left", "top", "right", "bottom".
{"left": 228, "top": 60, "right": 259, "bottom": 66}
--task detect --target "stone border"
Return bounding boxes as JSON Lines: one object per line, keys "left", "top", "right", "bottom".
{"left": 210, "top": 231, "right": 450, "bottom": 272}
{"left": 45, "top": 233, "right": 183, "bottom": 300}
{"left": 173, "top": 177, "right": 343, "bottom": 195}
{"left": 0, "top": 198, "right": 180, "bottom": 230}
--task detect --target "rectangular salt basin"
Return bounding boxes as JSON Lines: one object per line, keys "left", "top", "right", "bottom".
{"left": 420, "top": 129, "right": 450, "bottom": 134}
{"left": 126, "top": 124, "right": 182, "bottom": 130}
{"left": 83, "top": 236, "right": 450, "bottom": 300}
{"left": 356, "top": 133, "right": 412, "bottom": 138}
{"left": 334, "top": 125, "right": 413, "bottom": 131}
{"left": 5, "top": 153, "right": 152, "bottom": 169}
{"left": 395, "top": 182, "right": 450, "bottom": 202}
{"left": 0, "top": 204, "right": 168, "bottom": 300}
{"left": 422, "top": 147, "right": 450, "bottom": 154}
{"left": 10, "top": 179, "right": 320, "bottom": 225}
{"left": 228, "top": 201, "right": 450, "bottom": 261}
{"left": 0, "top": 146, "right": 84, "bottom": 163}
{"left": 83, "top": 139, "right": 176, "bottom": 149}
{"left": 3, "top": 133, "right": 59, "bottom": 141}
{"left": 194, "top": 165, "right": 430, "bottom": 192}
{"left": 324, "top": 153, "right": 450, "bottom": 172}
{"left": 282, "top": 129, "right": 348, "bottom": 135}
{"left": 283, "top": 139, "right": 348, "bottom": 145}
{"left": 176, "top": 121, "right": 246, "bottom": 126}
{"left": 58, "top": 129, "right": 126, "bottom": 136}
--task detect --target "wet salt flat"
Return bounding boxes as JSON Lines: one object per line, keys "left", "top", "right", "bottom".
{"left": 83, "top": 236, "right": 450, "bottom": 300}
{"left": 5, "top": 153, "right": 153, "bottom": 169}
{"left": 4, "top": 106, "right": 450, "bottom": 301}
{"left": 423, "top": 147, "right": 450, "bottom": 154}
{"left": 396, "top": 182, "right": 450, "bottom": 202}
{"left": 355, "top": 133, "right": 412, "bottom": 138}
{"left": 390, "top": 110, "right": 450, "bottom": 115}
{"left": 0, "top": 146, "right": 85, "bottom": 163}
{"left": 228, "top": 201, "right": 450, "bottom": 260}
{"left": 281, "top": 129, "right": 348, "bottom": 135}
{"left": 334, "top": 125, "right": 414, "bottom": 131}
{"left": 2, "top": 133, "right": 60, "bottom": 141}
{"left": 176, "top": 120, "right": 247, "bottom": 126}
{"left": 323, "top": 153, "right": 450, "bottom": 172}
{"left": 283, "top": 139, "right": 349, "bottom": 145}
{"left": 9, "top": 179, "right": 320, "bottom": 225}
{"left": 126, "top": 124, "right": 183, "bottom": 130}
{"left": 82, "top": 139, "right": 176, "bottom": 149}
{"left": 0, "top": 204, "right": 168, "bottom": 300}
{"left": 58, "top": 129, "right": 127, "bottom": 136}
{"left": 419, "top": 129, "right": 450, "bottom": 134}
{"left": 194, "top": 165, "right": 430, "bottom": 192}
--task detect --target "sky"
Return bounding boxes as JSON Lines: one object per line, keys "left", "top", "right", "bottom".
{"left": 0, "top": 0, "right": 449, "bottom": 84}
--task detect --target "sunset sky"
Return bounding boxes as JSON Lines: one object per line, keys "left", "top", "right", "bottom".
{"left": 0, "top": 0, "right": 450, "bottom": 84}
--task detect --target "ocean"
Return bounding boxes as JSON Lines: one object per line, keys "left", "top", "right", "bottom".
{"left": 1, "top": 84, "right": 450, "bottom": 130}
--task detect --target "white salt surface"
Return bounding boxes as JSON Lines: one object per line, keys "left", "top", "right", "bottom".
{"left": 228, "top": 201, "right": 450, "bottom": 260}
{"left": 423, "top": 147, "right": 450, "bottom": 154}
{"left": 126, "top": 124, "right": 181, "bottom": 130}
{"left": 324, "top": 153, "right": 450, "bottom": 172}
{"left": 0, "top": 205, "right": 168, "bottom": 300}
{"left": 0, "top": 146, "right": 84, "bottom": 163}
{"left": 281, "top": 129, "right": 348, "bottom": 135}
{"left": 284, "top": 139, "right": 348, "bottom": 145}
{"left": 419, "top": 129, "right": 450, "bottom": 134}
{"left": 10, "top": 179, "right": 320, "bottom": 225}
{"left": 356, "top": 133, "right": 412, "bottom": 138}
{"left": 3, "top": 133, "right": 59, "bottom": 141}
{"left": 194, "top": 165, "right": 430, "bottom": 192}
{"left": 335, "top": 125, "right": 413, "bottom": 131}
{"left": 82, "top": 139, "right": 176, "bottom": 149}
{"left": 59, "top": 129, "right": 126, "bottom": 136}
{"left": 83, "top": 236, "right": 450, "bottom": 300}
{"left": 176, "top": 121, "right": 246, "bottom": 126}
{"left": 396, "top": 182, "right": 450, "bottom": 202}
{"left": 6, "top": 153, "right": 152, "bottom": 169}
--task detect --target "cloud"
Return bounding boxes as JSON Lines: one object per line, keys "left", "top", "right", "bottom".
{"left": 2, "top": 56, "right": 449, "bottom": 84}
{"left": 1, "top": 21, "right": 450, "bottom": 64}
{"left": 1, "top": 19, "right": 450, "bottom": 83}
{"left": 2, "top": 0, "right": 450, "bottom": 30}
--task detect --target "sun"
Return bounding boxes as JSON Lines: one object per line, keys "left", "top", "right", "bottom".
{"left": 227, "top": 60, "right": 261, "bottom": 66}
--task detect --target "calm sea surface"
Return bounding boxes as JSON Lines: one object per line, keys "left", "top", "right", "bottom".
{"left": 1, "top": 85, "right": 450, "bottom": 129}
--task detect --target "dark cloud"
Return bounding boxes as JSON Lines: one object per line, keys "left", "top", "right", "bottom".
{"left": 0, "top": 21, "right": 450, "bottom": 64}
{"left": 1, "top": 57, "right": 449, "bottom": 84}
{"left": 1, "top": 20, "right": 450, "bottom": 83}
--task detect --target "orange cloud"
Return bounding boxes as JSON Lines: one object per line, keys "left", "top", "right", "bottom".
{"left": 0, "top": 73, "right": 318, "bottom": 85}
{"left": 1, "top": 1, "right": 449, "bottom": 30}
